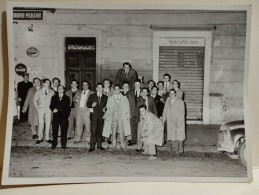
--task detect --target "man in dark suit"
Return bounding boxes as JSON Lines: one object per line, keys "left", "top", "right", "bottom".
{"left": 51, "top": 77, "right": 60, "bottom": 95}
{"left": 125, "top": 79, "right": 142, "bottom": 145}
{"left": 49, "top": 85, "right": 71, "bottom": 150}
{"left": 17, "top": 73, "right": 33, "bottom": 121}
{"left": 115, "top": 62, "right": 138, "bottom": 89}
{"left": 150, "top": 86, "right": 164, "bottom": 118}
{"left": 136, "top": 87, "right": 158, "bottom": 151}
{"left": 87, "top": 83, "right": 108, "bottom": 152}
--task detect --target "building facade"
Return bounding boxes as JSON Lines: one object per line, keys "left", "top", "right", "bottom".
{"left": 13, "top": 8, "right": 246, "bottom": 124}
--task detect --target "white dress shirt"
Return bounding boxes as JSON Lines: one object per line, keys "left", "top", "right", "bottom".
{"left": 135, "top": 89, "right": 140, "bottom": 97}
{"left": 79, "top": 89, "right": 89, "bottom": 108}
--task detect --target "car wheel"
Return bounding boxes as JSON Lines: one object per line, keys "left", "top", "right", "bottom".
{"left": 238, "top": 140, "right": 247, "bottom": 167}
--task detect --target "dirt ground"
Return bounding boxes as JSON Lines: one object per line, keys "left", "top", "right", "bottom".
{"left": 9, "top": 146, "right": 247, "bottom": 178}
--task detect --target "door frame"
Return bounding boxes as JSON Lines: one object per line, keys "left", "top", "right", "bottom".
{"left": 58, "top": 27, "right": 103, "bottom": 88}
{"left": 152, "top": 30, "right": 212, "bottom": 124}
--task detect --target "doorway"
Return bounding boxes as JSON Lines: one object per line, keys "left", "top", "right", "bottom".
{"left": 65, "top": 37, "right": 96, "bottom": 90}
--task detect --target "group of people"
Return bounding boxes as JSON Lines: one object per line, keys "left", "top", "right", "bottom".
{"left": 15, "top": 62, "right": 186, "bottom": 159}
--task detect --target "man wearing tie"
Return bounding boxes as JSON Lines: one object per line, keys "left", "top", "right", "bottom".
{"left": 51, "top": 77, "right": 60, "bottom": 95}
{"left": 65, "top": 80, "right": 81, "bottom": 140}
{"left": 87, "top": 83, "right": 108, "bottom": 152}
{"left": 34, "top": 79, "right": 54, "bottom": 144}
{"left": 73, "top": 81, "right": 94, "bottom": 144}
{"left": 136, "top": 87, "right": 158, "bottom": 151}
{"left": 163, "top": 73, "right": 173, "bottom": 93}
{"left": 102, "top": 85, "right": 131, "bottom": 150}
{"left": 127, "top": 79, "right": 142, "bottom": 145}
{"left": 50, "top": 85, "right": 71, "bottom": 149}
{"left": 103, "top": 78, "right": 114, "bottom": 97}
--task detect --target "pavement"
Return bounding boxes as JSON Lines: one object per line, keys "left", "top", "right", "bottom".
{"left": 11, "top": 121, "right": 220, "bottom": 153}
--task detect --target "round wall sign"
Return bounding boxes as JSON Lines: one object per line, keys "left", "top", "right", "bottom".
{"left": 26, "top": 47, "right": 40, "bottom": 58}
{"left": 15, "top": 63, "right": 27, "bottom": 76}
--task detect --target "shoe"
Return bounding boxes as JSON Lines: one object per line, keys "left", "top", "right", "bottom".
{"left": 142, "top": 151, "right": 148, "bottom": 155}
{"left": 128, "top": 140, "right": 133, "bottom": 146}
{"left": 135, "top": 149, "right": 142, "bottom": 152}
{"left": 32, "top": 135, "right": 38, "bottom": 140}
{"left": 97, "top": 147, "right": 105, "bottom": 151}
{"left": 36, "top": 139, "right": 43, "bottom": 144}
{"left": 62, "top": 147, "right": 69, "bottom": 150}
{"left": 73, "top": 141, "right": 81, "bottom": 144}
{"left": 46, "top": 140, "right": 52, "bottom": 144}
{"left": 107, "top": 140, "right": 112, "bottom": 144}
{"left": 88, "top": 149, "right": 94, "bottom": 153}
{"left": 67, "top": 137, "right": 72, "bottom": 140}
{"left": 148, "top": 156, "right": 157, "bottom": 160}
{"left": 51, "top": 145, "right": 56, "bottom": 150}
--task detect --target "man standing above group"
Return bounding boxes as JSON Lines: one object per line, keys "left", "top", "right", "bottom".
{"left": 74, "top": 81, "right": 94, "bottom": 144}
{"left": 102, "top": 85, "right": 131, "bottom": 150}
{"left": 50, "top": 85, "right": 71, "bottom": 150}
{"left": 163, "top": 73, "right": 173, "bottom": 93}
{"left": 115, "top": 62, "right": 138, "bottom": 89}
{"left": 87, "top": 83, "right": 108, "bottom": 152}
{"left": 52, "top": 77, "right": 60, "bottom": 95}
{"left": 34, "top": 79, "right": 54, "bottom": 144}
{"left": 66, "top": 80, "right": 81, "bottom": 140}
{"left": 17, "top": 73, "right": 33, "bottom": 122}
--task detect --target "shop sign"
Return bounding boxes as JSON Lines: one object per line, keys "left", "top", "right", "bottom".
{"left": 15, "top": 63, "right": 27, "bottom": 76}
{"left": 13, "top": 11, "right": 43, "bottom": 20}
{"left": 26, "top": 47, "right": 40, "bottom": 58}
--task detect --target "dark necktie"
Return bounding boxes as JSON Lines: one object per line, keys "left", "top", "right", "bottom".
{"left": 98, "top": 95, "right": 101, "bottom": 105}
{"left": 45, "top": 90, "right": 47, "bottom": 95}
{"left": 59, "top": 95, "right": 62, "bottom": 101}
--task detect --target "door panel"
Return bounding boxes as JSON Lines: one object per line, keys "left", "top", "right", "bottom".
{"left": 65, "top": 71, "right": 80, "bottom": 90}
{"left": 81, "top": 71, "right": 96, "bottom": 91}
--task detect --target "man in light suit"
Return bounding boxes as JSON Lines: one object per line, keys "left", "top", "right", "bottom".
{"left": 103, "top": 78, "right": 114, "bottom": 97}
{"left": 163, "top": 73, "right": 173, "bottom": 93}
{"left": 102, "top": 85, "right": 131, "bottom": 151}
{"left": 136, "top": 87, "right": 158, "bottom": 151}
{"left": 87, "top": 83, "right": 108, "bottom": 152}
{"left": 65, "top": 80, "right": 81, "bottom": 140}
{"left": 73, "top": 81, "right": 94, "bottom": 144}
{"left": 34, "top": 79, "right": 54, "bottom": 144}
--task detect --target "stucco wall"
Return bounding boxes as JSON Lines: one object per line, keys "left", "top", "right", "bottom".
{"left": 13, "top": 10, "right": 246, "bottom": 124}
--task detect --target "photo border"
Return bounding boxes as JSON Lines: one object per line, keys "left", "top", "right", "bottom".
{"left": 2, "top": 2, "right": 253, "bottom": 185}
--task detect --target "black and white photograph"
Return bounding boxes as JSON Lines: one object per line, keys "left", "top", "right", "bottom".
{"left": 2, "top": 2, "right": 252, "bottom": 184}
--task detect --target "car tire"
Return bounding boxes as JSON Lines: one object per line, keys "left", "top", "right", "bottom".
{"left": 238, "top": 140, "right": 247, "bottom": 167}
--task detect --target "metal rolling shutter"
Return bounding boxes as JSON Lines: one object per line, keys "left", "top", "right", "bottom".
{"left": 159, "top": 46, "right": 205, "bottom": 121}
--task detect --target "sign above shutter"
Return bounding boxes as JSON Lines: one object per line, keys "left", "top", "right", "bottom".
{"left": 159, "top": 37, "right": 205, "bottom": 47}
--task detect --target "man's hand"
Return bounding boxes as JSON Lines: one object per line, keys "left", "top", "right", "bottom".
{"left": 18, "top": 98, "right": 22, "bottom": 101}
{"left": 22, "top": 108, "right": 26, "bottom": 113}
{"left": 53, "top": 109, "right": 58, "bottom": 113}
{"left": 92, "top": 102, "right": 97, "bottom": 107}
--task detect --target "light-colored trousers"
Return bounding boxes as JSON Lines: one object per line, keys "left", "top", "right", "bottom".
{"left": 137, "top": 122, "right": 143, "bottom": 150}
{"left": 37, "top": 107, "right": 52, "bottom": 141}
{"left": 75, "top": 108, "right": 91, "bottom": 142}
{"left": 142, "top": 137, "right": 156, "bottom": 155}
{"left": 171, "top": 140, "right": 184, "bottom": 154}
{"left": 67, "top": 108, "right": 77, "bottom": 138}
{"left": 111, "top": 115, "right": 126, "bottom": 149}
{"left": 31, "top": 125, "right": 38, "bottom": 136}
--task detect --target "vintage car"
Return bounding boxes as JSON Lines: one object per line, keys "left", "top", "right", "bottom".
{"left": 217, "top": 120, "right": 247, "bottom": 167}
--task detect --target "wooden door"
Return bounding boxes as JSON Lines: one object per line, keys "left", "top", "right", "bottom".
{"left": 65, "top": 37, "right": 96, "bottom": 90}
